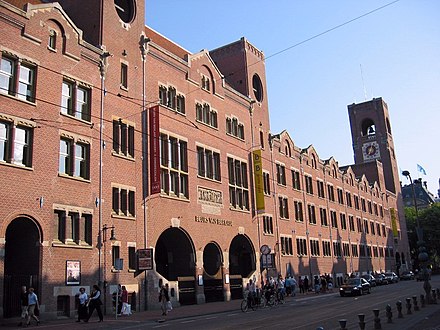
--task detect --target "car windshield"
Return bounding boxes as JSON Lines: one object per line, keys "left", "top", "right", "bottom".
{"left": 347, "top": 279, "right": 360, "bottom": 285}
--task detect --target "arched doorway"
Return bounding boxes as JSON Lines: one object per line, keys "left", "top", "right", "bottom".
{"left": 4, "top": 217, "right": 41, "bottom": 317}
{"left": 228, "top": 235, "right": 256, "bottom": 299}
{"left": 155, "top": 228, "right": 196, "bottom": 305}
{"left": 203, "top": 242, "right": 223, "bottom": 302}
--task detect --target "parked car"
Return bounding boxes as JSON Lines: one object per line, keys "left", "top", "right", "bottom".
{"left": 361, "top": 274, "right": 377, "bottom": 287}
{"left": 400, "top": 271, "right": 415, "bottom": 280}
{"left": 384, "top": 272, "right": 399, "bottom": 284}
{"left": 340, "top": 278, "right": 371, "bottom": 296}
{"left": 374, "top": 273, "right": 387, "bottom": 285}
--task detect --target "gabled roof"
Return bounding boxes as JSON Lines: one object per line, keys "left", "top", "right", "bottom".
{"left": 145, "top": 25, "right": 190, "bottom": 61}
{"left": 188, "top": 49, "right": 224, "bottom": 80}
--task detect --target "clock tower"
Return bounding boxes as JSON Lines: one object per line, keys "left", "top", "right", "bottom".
{"left": 348, "top": 97, "right": 400, "bottom": 194}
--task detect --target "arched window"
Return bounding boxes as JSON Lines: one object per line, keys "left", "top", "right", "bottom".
{"left": 361, "top": 118, "right": 376, "bottom": 136}
{"left": 311, "top": 154, "right": 317, "bottom": 169}
{"left": 284, "top": 140, "right": 291, "bottom": 157}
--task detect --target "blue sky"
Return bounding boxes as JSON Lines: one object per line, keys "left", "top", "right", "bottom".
{"left": 146, "top": 0, "right": 440, "bottom": 197}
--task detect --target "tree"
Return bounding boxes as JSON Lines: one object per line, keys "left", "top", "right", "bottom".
{"left": 405, "top": 203, "right": 440, "bottom": 271}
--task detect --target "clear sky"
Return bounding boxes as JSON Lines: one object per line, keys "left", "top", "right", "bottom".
{"left": 146, "top": 0, "right": 440, "bottom": 197}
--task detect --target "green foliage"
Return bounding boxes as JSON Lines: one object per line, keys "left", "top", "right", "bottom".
{"left": 405, "top": 203, "right": 440, "bottom": 270}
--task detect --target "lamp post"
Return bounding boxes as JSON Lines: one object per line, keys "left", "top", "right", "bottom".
{"left": 102, "top": 224, "right": 117, "bottom": 314}
{"left": 402, "top": 170, "right": 431, "bottom": 303}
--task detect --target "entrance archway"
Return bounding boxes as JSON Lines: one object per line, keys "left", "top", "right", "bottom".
{"left": 155, "top": 228, "right": 196, "bottom": 304}
{"left": 4, "top": 217, "right": 41, "bottom": 317}
{"left": 228, "top": 235, "right": 256, "bottom": 299}
{"left": 203, "top": 242, "right": 223, "bottom": 302}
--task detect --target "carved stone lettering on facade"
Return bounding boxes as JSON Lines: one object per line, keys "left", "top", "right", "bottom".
{"left": 194, "top": 216, "right": 232, "bottom": 227}
{"left": 197, "top": 186, "right": 223, "bottom": 207}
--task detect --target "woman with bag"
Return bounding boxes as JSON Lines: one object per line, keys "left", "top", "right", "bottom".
{"left": 76, "top": 287, "right": 88, "bottom": 322}
{"left": 85, "top": 285, "right": 103, "bottom": 322}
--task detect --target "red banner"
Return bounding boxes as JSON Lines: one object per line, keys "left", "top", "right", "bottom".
{"left": 149, "top": 106, "right": 161, "bottom": 194}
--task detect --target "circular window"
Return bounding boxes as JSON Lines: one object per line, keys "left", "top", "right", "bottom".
{"left": 114, "top": 0, "right": 136, "bottom": 23}
{"left": 252, "top": 74, "right": 263, "bottom": 102}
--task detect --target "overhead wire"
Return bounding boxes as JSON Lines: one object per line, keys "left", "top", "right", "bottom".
{"left": 1, "top": 0, "right": 401, "bottom": 195}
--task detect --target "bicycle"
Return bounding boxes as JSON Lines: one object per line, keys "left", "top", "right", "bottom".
{"left": 241, "top": 290, "right": 257, "bottom": 312}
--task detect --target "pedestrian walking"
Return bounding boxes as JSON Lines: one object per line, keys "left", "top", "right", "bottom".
{"left": 304, "top": 276, "right": 309, "bottom": 292}
{"left": 291, "top": 276, "right": 297, "bottom": 296}
{"left": 299, "top": 276, "right": 304, "bottom": 294}
{"left": 18, "top": 286, "right": 28, "bottom": 326}
{"left": 85, "top": 285, "right": 103, "bottom": 322}
{"left": 121, "top": 286, "right": 131, "bottom": 316}
{"left": 159, "top": 284, "right": 170, "bottom": 316}
{"left": 26, "top": 287, "right": 40, "bottom": 326}
{"left": 76, "top": 287, "right": 88, "bottom": 322}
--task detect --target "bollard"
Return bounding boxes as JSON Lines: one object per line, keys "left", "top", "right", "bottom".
{"left": 386, "top": 304, "right": 393, "bottom": 323}
{"left": 420, "top": 294, "right": 425, "bottom": 308}
{"left": 373, "top": 309, "right": 381, "bottom": 329}
{"left": 339, "top": 319, "right": 347, "bottom": 329}
{"left": 406, "top": 297, "right": 412, "bottom": 314}
{"left": 432, "top": 290, "right": 438, "bottom": 304}
{"left": 412, "top": 296, "right": 419, "bottom": 311}
{"left": 396, "top": 300, "right": 403, "bottom": 318}
{"left": 358, "top": 313, "right": 366, "bottom": 330}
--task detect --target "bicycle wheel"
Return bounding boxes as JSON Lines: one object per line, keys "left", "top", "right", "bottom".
{"left": 258, "top": 295, "right": 267, "bottom": 308}
{"left": 240, "top": 299, "right": 248, "bottom": 312}
{"left": 250, "top": 298, "right": 257, "bottom": 311}
{"left": 269, "top": 294, "right": 276, "bottom": 307}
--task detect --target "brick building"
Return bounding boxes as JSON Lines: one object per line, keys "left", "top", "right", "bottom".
{"left": 0, "top": 0, "right": 409, "bottom": 319}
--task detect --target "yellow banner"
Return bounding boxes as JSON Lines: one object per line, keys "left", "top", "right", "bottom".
{"left": 390, "top": 208, "right": 398, "bottom": 237}
{"left": 253, "top": 150, "right": 265, "bottom": 213}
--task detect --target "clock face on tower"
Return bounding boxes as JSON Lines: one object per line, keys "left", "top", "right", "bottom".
{"left": 362, "top": 141, "right": 380, "bottom": 161}
{"left": 114, "top": 0, "right": 136, "bottom": 23}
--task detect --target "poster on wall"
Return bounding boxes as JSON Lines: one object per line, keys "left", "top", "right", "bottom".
{"left": 66, "top": 260, "right": 81, "bottom": 286}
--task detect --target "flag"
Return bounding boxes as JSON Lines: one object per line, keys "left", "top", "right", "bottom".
{"left": 417, "top": 164, "right": 427, "bottom": 175}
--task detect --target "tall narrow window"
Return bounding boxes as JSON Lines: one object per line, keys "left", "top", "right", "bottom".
{"left": 59, "top": 138, "right": 90, "bottom": 179}
{"left": 278, "top": 196, "right": 289, "bottom": 219}
{"left": 276, "top": 164, "right": 286, "bottom": 185}
{"left": 112, "top": 186, "right": 136, "bottom": 217}
{"left": 48, "top": 29, "right": 57, "bottom": 50}
{"left": 197, "top": 146, "right": 221, "bottom": 181}
{"left": 160, "top": 134, "right": 189, "bottom": 199}
{"left": 120, "top": 63, "right": 128, "bottom": 89}
{"left": 112, "top": 119, "right": 135, "bottom": 158}
{"left": 263, "top": 172, "right": 270, "bottom": 195}
{"left": 112, "top": 245, "right": 120, "bottom": 268}
{"left": 226, "top": 116, "right": 245, "bottom": 140}
{"left": 292, "top": 170, "right": 301, "bottom": 190}
{"left": 128, "top": 246, "right": 136, "bottom": 270}
{"left": 0, "top": 122, "right": 33, "bottom": 167}
{"left": 13, "top": 126, "right": 32, "bottom": 167}
{"left": 227, "top": 156, "right": 249, "bottom": 211}
{"left": 60, "top": 80, "right": 91, "bottom": 121}
{"left": 1, "top": 56, "right": 36, "bottom": 102}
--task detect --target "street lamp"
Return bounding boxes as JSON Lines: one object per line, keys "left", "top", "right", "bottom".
{"left": 101, "top": 224, "right": 117, "bottom": 314}
{"left": 402, "top": 170, "right": 431, "bottom": 303}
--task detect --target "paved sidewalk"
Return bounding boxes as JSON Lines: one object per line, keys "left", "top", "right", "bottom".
{"left": 2, "top": 292, "right": 440, "bottom": 329}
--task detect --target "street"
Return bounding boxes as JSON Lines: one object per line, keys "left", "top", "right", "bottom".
{"left": 154, "top": 276, "right": 440, "bottom": 329}
{"left": 5, "top": 276, "right": 439, "bottom": 330}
